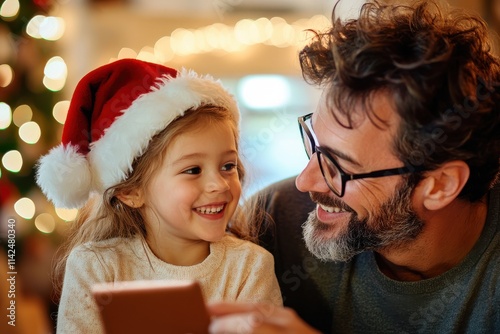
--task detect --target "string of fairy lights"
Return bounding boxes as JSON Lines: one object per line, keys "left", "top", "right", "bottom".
{"left": 115, "top": 15, "right": 330, "bottom": 62}
{"left": 0, "top": 0, "right": 329, "bottom": 236}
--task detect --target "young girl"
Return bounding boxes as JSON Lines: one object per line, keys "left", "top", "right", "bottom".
{"left": 36, "top": 59, "right": 282, "bottom": 333}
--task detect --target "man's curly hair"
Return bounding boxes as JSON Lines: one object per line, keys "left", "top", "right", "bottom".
{"left": 300, "top": 0, "right": 500, "bottom": 202}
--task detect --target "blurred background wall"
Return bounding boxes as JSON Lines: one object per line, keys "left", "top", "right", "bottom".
{"left": 0, "top": 0, "right": 495, "bottom": 333}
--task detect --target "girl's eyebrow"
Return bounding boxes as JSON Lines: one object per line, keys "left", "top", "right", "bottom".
{"left": 170, "top": 150, "right": 238, "bottom": 166}
{"left": 170, "top": 153, "right": 205, "bottom": 166}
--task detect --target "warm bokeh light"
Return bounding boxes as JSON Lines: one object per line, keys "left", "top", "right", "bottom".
{"left": 0, "top": 102, "right": 12, "bottom": 129}
{"left": 26, "top": 15, "right": 44, "bottom": 38}
{"left": 234, "top": 19, "right": 260, "bottom": 45}
{"left": 203, "top": 24, "right": 228, "bottom": 50}
{"left": 43, "top": 56, "right": 67, "bottom": 91}
{"left": 0, "top": 63, "right": 13, "bottom": 87}
{"left": 26, "top": 15, "right": 66, "bottom": 40}
{"left": 35, "top": 213, "right": 56, "bottom": 233}
{"left": 138, "top": 14, "right": 330, "bottom": 63}
{"left": 0, "top": 0, "right": 20, "bottom": 18}
{"left": 19, "top": 121, "right": 41, "bottom": 144}
{"left": 52, "top": 100, "right": 70, "bottom": 124}
{"left": 117, "top": 47, "right": 137, "bottom": 59}
{"left": 193, "top": 29, "right": 210, "bottom": 53}
{"left": 136, "top": 46, "right": 156, "bottom": 63}
{"left": 154, "top": 36, "right": 174, "bottom": 63}
{"left": 1, "top": 149, "right": 22, "bottom": 172}
{"left": 170, "top": 28, "right": 197, "bottom": 56}
{"left": 44, "top": 56, "right": 67, "bottom": 79}
{"left": 14, "top": 197, "right": 36, "bottom": 219}
{"left": 39, "top": 16, "right": 65, "bottom": 41}
{"left": 255, "top": 17, "right": 273, "bottom": 42}
{"left": 43, "top": 76, "right": 66, "bottom": 91}
{"left": 55, "top": 207, "right": 78, "bottom": 221}
{"left": 13, "top": 104, "right": 33, "bottom": 127}
{"left": 308, "top": 14, "right": 331, "bottom": 30}
{"left": 268, "top": 18, "right": 295, "bottom": 47}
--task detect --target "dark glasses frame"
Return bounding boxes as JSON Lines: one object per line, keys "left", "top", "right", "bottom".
{"left": 298, "top": 113, "right": 423, "bottom": 197}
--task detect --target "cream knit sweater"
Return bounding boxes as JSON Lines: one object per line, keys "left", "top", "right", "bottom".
{"left": 56, "top": 235, "right": 282, "bottom": 333}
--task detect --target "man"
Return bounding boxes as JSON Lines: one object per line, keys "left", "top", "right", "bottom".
{"left": 209, "top": 1, "right": 500, "bottom": 333}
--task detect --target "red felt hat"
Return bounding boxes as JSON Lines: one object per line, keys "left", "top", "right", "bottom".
{"left": 36, "top": 59, "right": 239, "bottom": 209}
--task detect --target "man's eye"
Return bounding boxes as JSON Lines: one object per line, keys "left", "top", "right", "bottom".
{"left": 222, "top": 163, "right": 237, "bottom": 171}
{"left": 183, "top": 167, "right": 202, "bottom": 175}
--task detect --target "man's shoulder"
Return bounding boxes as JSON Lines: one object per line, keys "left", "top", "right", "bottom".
{"left": 258, "top": 176, "right": 315, "bottom": 219}
{"left": 260, "top": 176, "right": 310, "bottom": 200}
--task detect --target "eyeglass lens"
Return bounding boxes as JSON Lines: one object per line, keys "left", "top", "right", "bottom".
{"left": 319, "top": 154, "right": 342, "bottom": 195}
{"left": 301, "top": 130, "right": 314, "bottom": 159}
{"left": 301, "top": 116, "right": 343, "bottom": 195}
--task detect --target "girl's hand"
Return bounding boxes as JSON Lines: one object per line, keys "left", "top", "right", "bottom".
{"left": 208, "top": 302, "right": 322, "bottom": 334}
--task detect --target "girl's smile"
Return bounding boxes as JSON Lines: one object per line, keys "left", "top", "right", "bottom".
{"left": 194, "top": 202, "right": 227, "bottom": 219}
{"left": 142, "top": 119, "right": 242, "bottom": 262}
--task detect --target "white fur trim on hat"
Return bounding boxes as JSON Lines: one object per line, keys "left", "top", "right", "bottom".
{"left": 36, "top": 145, "right": 92, "bottom": 208}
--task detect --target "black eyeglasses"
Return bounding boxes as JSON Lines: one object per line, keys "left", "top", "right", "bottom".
{"left": 298, "top": 113, "right": 423, "bottom": 197}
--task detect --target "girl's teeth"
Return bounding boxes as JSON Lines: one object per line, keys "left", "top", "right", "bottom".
{"left": 197, "top": 205, "right": 224, "bottom": 214}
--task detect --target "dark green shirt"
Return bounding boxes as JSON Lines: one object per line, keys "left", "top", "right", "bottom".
{"left": 258, "top": 177, "right": 499, "bottom": 333}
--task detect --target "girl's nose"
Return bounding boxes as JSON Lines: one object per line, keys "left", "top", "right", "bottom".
{"left": 206, "top": 173, "right": 230, "bottom": 193}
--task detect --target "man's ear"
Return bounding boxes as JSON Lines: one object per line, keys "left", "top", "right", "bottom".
{"left": 115, "top": 189, "right": 144, "bottom": 208}
{"left": 418, "top": 160, "right": 470, "bottom": 211}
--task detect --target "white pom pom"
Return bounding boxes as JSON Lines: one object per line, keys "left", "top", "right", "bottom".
{"left": 35, "top": 145, "right": 92, "bottom": 209}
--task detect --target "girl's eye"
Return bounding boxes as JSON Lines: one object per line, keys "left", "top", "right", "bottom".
{"left": 183, "top": 167, "right": 202, "bottom": 175}
{"left": 222, "top": 163, "right": 237, "bottom": 171}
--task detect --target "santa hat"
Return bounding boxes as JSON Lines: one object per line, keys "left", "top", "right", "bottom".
{"left": 36, "top": 58, "right": 239, "bottom": 209}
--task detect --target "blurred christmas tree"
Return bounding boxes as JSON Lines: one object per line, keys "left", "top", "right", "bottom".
{"left": 0, "top": 0, "right": 70, "bottom": 242}
{"left": 0, "top": 2, "right": 69, "bottom": 331}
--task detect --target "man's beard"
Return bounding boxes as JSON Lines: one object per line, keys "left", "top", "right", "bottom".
{"left": 302, "top": 178, "right": 424, "bottom": 262}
